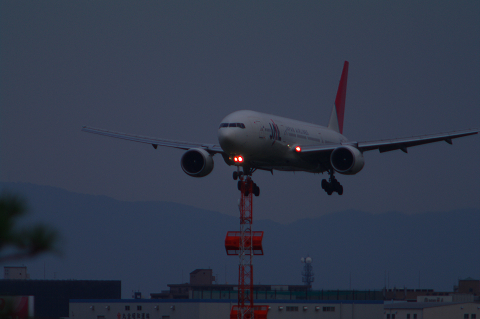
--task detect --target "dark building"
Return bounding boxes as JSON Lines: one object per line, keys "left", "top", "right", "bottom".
{"left": 383, "top": 277, "right": 480, "bottom": 303}
{"left": 455, "top": 277, "right": 480, "bottom": 295}
{"left": 0, "top": 279, "right": 121, "bottom": 318}
{"left": 383, "top": 288, "right": 436, "bottom": 301}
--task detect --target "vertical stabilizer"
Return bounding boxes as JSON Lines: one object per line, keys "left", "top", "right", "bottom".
{"left": 328, "top": 61, "right": 349, "bottom": 134}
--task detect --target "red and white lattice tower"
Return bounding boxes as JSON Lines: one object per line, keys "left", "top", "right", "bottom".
{"left": 237, "top": 177, "right": 254, "bottom": 319}
{"left": 225, "top": 176, "right": 268, "bottom": 319}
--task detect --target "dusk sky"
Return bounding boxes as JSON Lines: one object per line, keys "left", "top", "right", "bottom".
{"left": 1, "top": 1, "right": 479, "bottom": 224}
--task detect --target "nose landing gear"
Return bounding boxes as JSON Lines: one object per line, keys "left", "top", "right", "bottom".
{"left": 234, "top": 167, "right": 260, "bottom": 197}
{"left": 233, "top": 171, "right": 242, "bottom": 180}
{"left": 321, "top": 170, "right": 343, "bottom": 195}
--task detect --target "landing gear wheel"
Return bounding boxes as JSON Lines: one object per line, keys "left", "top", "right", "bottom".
{"left": 237, "top": 181, "right": 242, "bottom": 191}
{"left": 337, "top": 185, "right": 343, "bottom": 195}
{"left": 233, "top": 171, "right": 238, "bottom": 180}
{"left": 322, "top": 171, "right": 343, "bottom": 195}
{"left": 321, "top": 179, "right": 328, "bottom": 190}
{"left": 253, "top": 184, "right": 260, "bottom": 197}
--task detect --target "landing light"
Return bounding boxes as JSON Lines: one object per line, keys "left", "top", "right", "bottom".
{"left": 295, "top": 146, "right": 301, "bottom": 152}
{"left": 233, "top": 156, "right": 244, "bottom": 163}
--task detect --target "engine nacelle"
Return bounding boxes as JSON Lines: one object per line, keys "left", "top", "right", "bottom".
{"left": 181, "top": 148, "right": 214, "bottom": 177}
{"left": 330, "top": 145, "right": 365, "bottom": 175}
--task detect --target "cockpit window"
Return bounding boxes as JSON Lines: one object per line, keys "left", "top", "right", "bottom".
{"left": 219, "top": 123, "right": 246, "bottom": 129}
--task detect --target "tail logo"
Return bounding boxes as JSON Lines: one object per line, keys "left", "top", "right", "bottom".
{"left": 328, "top": 61, "right": 349, "bottom": 134}
{"left": 269, "top": 120, "right": 281, "bottom": 145}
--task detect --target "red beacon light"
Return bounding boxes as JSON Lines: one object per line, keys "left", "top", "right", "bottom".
{"left": 295, "top": 146, "right": 302, "bottom": 152}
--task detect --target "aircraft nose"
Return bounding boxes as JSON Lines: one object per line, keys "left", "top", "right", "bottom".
{"left": 218, "top": 128, "right": 237, "bottom": 152}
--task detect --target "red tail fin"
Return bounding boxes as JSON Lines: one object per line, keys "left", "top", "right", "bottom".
{"left": 328, "top": 61, "right": 349, "bottom": 134}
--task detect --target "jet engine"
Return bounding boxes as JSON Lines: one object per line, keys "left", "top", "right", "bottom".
{"left": 181, "top": 148, "right": 214, "bottom": 177}
{"left": 330, "top": 145, "right": 364, "bottom": 175}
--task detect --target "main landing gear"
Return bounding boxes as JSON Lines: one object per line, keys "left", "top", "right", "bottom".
{"left": 233, "top": 168, "right": 260, "bottom": 197}
{"left": 321, "top": 170, "right": 343, "bottom": 195}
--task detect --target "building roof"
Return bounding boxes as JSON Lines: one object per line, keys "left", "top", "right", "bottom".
{"left": 167, "top": 283, "right": 309, "bottom": 290}
{"left": 384, "top": 302, "right": 468, "bottom": 309}
{"left": 71, "top": 299, "right": 384, "bottom": 305}
{"left": 190, "top": 269, "right": 211, "bottom": 275}
{"left": 462, "top": 277, "right": 478, "bottom": 281}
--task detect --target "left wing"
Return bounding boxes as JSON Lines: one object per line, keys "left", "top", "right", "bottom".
{"left": 81, "top": 126, "right": 224, "bottom": 153}
{"left": 297, "top": 128, "right": 479, "bottom": 155}
{"left": 357, "top": 128, "right": 479, "bottom": 153}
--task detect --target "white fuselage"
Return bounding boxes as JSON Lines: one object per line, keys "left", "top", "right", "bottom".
{"left": 218, "top": 110, "right": 348, "bottom": 172}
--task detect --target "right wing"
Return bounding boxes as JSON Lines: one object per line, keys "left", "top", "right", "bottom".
{"left": 81, "top": 126, "right": 224, "bottom": 154}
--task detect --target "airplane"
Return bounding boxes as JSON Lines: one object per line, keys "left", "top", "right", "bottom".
{"left": 82, "top": 61, "right": 478, "bottom": 196}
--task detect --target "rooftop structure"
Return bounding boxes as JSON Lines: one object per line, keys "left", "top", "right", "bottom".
{"left": 384, "top": 302, "right": 480, "bottom": 319}
{"left": 455, "top": 277, "right": 480, "bottom": 295}
{"left": 150, "top": 268, "right": 382, "bottom": 301}
{"left": 189, "top": 269, "right": 215, "bottom": 285}
{"left": 4, "top": 266, "right": 30, "bottom": 279}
